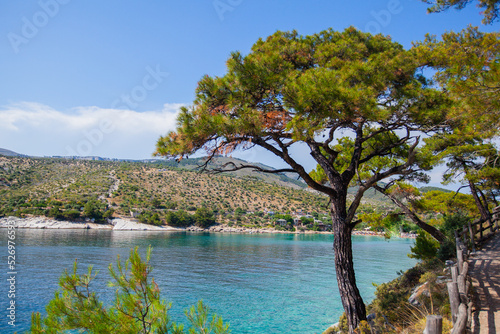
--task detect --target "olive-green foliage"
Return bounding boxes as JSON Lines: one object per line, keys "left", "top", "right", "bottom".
{"left": 29, "top": 247, "right": 230, "bottom": 334}
{"left": 333, "top": 314, "right": 371, "bottom": 334}
{"left": 354, "top": 261, "right": 450, "bottom": 333}
{"left": 440, "top": 212, "right": 470, "bottom": 239}
{"left": 436, "top": 239, "right": 456, "bottom": 261}
{"left": 322, "top": 326, "right": 337, "bottom": 334}
{"left": 45, "top": 207, "right": 64, "bottom": 220}
{"left": 184, "top": 300, "right": 230, "bottom": 334}
{"left": 409, "top": 231, "right": 440, "bottom": 261}
{"left": 139, "top": 211, "right": 163, "bottom": 226}
{"left": 336, "top": 313, "right": 349, "bottom": 333}
{"left": 166, "top": 210, "right": 194, "bottom": 227}
{"left": 193, "top": 207, "right": 216, "bottom": 228}
{"left": 0, "top": 156, "right": 330, "bottom": 227}
{"left": 421, "top": 0, "right": 500, "bottom": 24}
{"left": 103, "top": 208, "right": 114, "bottom": 219}
{"left": 433, "top": 213, "right": 472, "bottom": 261}
{"left": 83, "top": 200, "right": 106, "bottom": 223}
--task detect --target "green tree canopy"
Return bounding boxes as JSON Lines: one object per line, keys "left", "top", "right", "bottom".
{"left": 421, "top": 0, "right": 500, "bottom": 24}
{"left": 155, "top": 27, "right": 449, "bottom": 332}
{"left": 416, "top": 27, "right": 500, "bottom": 219}
{"left": 194, "top": 207, "right": 216, "bottom": 228}
{"left": 417, "top": 27, "right": 500, "bottom": 134}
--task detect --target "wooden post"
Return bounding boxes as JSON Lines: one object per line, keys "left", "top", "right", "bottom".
{"left": 424, "top": 315, "right": 443, "bottom": 334}
{"left": 451, "top": 304, "right": 467, "bottom": 334}
{"left": 457, "top": 249, "right": 464, "bottom": 275}
{"left": 451, "top": 265, "right": 459, "bottom": 283}
{"left": 468, "top": 221, "right": 476, "bottom": 253}
{"left": 467, "top": 301, "right": 473, "bottom": 329}
{"left": 462, "top": 225, "right": 467, "bottom": 245}
{"left": 457, "top": 274, "right": 467, "bottom": 304}
{"left": 461, "top": 261, "right": 469, "bottom": 276}
{"left": 448, "top": 282, "right": 460, "bottom": 324}
{"left": 457, "top": 274, "right": 466, "bottom": 294}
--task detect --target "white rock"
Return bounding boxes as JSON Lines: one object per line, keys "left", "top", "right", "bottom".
{"left": 0, "top": 216, "right": 113, "bottom": 229}
{"left": 111, "top": 218, "right": 180, "bottom": 231}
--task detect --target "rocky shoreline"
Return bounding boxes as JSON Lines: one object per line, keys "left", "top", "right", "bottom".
{"left": 0, "top": 216, "right": 320, "bottom": 234}
{"left": 0, "top": 216, "right": 181, "bottom": 231}
{"left": 0, "top": 216, "right": 413, "bottom": 238}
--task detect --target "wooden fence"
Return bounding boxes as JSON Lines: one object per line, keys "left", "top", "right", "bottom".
{"left": 424, "top": 205, "right": 500, "bottom": 334}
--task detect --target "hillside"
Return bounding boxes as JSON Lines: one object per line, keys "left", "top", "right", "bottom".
{"left": 0, "top": 148, "right": 27, "bottom": 157}
{"left": 0, "top": 156, "right": 331, "bottom": 227}
{"left": 160, "top": 156, "right": 306, "bottom": 189}
{"left": 2, "top": 155, "right": 460, "bottom": 231}
{"left": 419, "top": 186, "right": 453, "bottom": 193}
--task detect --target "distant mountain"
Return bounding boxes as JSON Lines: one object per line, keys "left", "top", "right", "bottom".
{"left": 0, "top": 155, "right": 328, "bottom": 220}
{"left": 53, "top": 155, "right": 159, "bottom": 163}
{"left": 0, "top": 148, "right": 27, "bottom": 157}
{"left": 419, "top": 186, "right": 453, "bottom": 193}
{"left": 158, "top": 156, "right": 306, "bottom": 189}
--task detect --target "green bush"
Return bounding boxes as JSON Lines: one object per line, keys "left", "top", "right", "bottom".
{"left": 45, "top": 207, "right": 64, "bottom": 220}
{"left": 166, "top": 210, "right": 194, "bottom": 227}
{"left": 440, "top": 213, "right": 470, "bottom": 239}
{"left": 437, "top": 239, "right": 456, "bottom": 261}
{"left": 83, "top": 200, "right": 103, "bottom": 221}
{"left": 409, "top": 231, "right": 439, "bottom": 261}
{"left": 103, "top": 208, "right": 114, "bottom": 219}
{"left": 139, "top": 211, "right": 163, "bottom": 226}
{"left": 62, "top": 209, "right": 81, "bottom": 220}
{"left": 194, "top": 207, "right": 216, "bottom": 228}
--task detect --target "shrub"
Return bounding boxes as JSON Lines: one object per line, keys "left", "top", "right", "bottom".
{"left": 409, "top": 231, "right": 439, "bottom": 261}
{"left": 83, "top": 200, "right": 103, "bottom": 221}
{"left": 194, "top": 207, "right": 216, "bottom": 228}
{"left": 45, "top": 207, "right": 64, "bottom": 220}
{"left": 103, "top": 208, "right": 114, "bottom": 219}
{"left": 62, "top": 209, "right": 81, "bottom": 220}
{"left": 437, "top": 239, "right": 456, "bottom": 261}
{"left": 166, "top": 210, "right": 193, "bottom": 227}
{"left": 440, "top": 212, "right": 470, "bottom": 239}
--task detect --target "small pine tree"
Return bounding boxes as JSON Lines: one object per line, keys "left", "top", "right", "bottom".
{"left": 29, "top": 247, "right": 230, "bottom": 334}
{"left": 409, "top": 231, "right": 439, "bottom": 261}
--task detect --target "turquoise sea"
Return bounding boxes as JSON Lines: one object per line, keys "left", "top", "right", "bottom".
{"left": 1, "top": 230, "right": 417, "bottom": 333}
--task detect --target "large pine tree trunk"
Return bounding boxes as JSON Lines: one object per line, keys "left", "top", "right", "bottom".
{"left": 468, "top": 179, "right": 492, "bottom": 222}
{"left": 330, "top": 205, "right": 366, "bottom": 333}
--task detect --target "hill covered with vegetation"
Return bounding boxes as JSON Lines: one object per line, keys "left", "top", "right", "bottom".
{"left": 1, "top": 154, "right": 471, "bottom": 233}
{"left": 0, "top": 155, "right": 335, "bottom": 227}
{"left": 0, "top": 148, "right": 27, "bottom": 157}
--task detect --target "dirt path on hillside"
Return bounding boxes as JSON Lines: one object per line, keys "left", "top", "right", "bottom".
{"left": 469, "top": 232, "right": 500, "bottom": 334}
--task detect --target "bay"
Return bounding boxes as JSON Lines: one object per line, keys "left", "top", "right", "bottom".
{"left": 0, "top": 230, "right": 417, "bottom": 333}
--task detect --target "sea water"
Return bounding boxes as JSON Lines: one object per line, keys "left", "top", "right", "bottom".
{"left": 0, "top": 230, "right": 416, "bottom": 333}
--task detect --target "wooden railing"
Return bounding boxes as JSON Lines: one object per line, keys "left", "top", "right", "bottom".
{"left": 424, "top": 206, "right": 500, "bottom": 334}
{"left": 462, "top": 205, "right": 500, "bottom": 248}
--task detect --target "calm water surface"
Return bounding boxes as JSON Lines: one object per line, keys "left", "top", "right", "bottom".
{"left": 0, "top": 230, "right": 417, "bottom": 333}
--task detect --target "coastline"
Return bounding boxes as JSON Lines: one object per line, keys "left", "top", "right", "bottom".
{"left": 0, "top": 216, "right": 416, "bottom": 238}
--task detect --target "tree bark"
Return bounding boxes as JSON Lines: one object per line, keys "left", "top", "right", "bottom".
{"left": 330, "top": 203, "right": 366, "bottom": 333}
{"left": 374, "top": 186, "right": 446, "bottom": 242}
{"left": 468, "top": 179, "right": 492, "bottom": 222}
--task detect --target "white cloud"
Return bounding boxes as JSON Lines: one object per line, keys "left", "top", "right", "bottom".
{"left": 0, "top": 102, "right": 183, "bottom": 159}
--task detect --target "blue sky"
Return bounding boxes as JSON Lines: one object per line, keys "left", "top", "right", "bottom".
{"left": 0, "top": 0, "right": 497, "bottom": 186}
